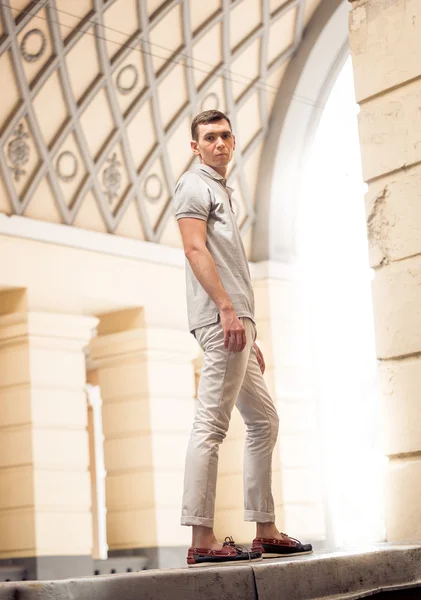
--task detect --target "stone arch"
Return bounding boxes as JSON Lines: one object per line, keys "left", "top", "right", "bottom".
{"left": 251, "top": 0, "right": 350, "bottom": 263}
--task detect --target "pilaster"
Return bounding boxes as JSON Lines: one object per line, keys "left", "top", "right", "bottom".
{"left": 0, "top": 302, "right": 97, "bottom": 577}
{"left": 89, "top": 308, "right": 197, "bottom": 561}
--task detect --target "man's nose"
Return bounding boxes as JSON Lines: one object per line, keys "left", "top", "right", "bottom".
{"left": 216, "top": 137, "right": 225, "bottom": 147}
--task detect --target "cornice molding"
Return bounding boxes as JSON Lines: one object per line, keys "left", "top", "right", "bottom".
{"left": 0, "top": 214, "right": 299, "bottom": 281}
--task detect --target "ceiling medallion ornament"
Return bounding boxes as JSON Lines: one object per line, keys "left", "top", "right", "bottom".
{"left": 21, "top": 28, "right": 47, "bottom": 63}
{"left": 201, "top": 92, "right": 219, "bottom": 111}
{"left": 144, "top": 173, "right": 163, "bottom": 202}
{"left": 103, "top": 153, "right": 122, "bottom": 203}
{"left": 56, "top": 151, "right": 78, "bottom": 183}
{"left": 7, "top": 123, "right": 30, "bottom": 182}
{"left": 116, "top": 64, "right": 139, "bottom": 95}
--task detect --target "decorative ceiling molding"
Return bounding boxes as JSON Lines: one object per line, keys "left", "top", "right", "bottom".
{"left": 0, "top": 0, "right": 320, "bottom": 247}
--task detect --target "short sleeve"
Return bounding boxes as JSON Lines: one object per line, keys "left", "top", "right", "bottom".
{"left": 173, "top": 172, "right": 212, "bottom": 222}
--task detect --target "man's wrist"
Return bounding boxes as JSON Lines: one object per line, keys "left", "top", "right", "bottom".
{"left": 219, "top": 302, "right": 234, "bottom": 313}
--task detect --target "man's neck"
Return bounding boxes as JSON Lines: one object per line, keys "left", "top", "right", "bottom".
{"left": 201, "top": 160, "right": 227, "bottom": 178}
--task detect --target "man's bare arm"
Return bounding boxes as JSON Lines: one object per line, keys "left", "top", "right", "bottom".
{"left": 178, "top": 217, "right": 246, "bottom": 352}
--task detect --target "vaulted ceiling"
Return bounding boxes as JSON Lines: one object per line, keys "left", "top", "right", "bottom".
{"left": 0, "top": 0, "right": 323, "bottom": 257}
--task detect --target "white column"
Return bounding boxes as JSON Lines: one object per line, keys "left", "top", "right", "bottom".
{"left": 86, "top": 383, "right": 108, "bottom": 560}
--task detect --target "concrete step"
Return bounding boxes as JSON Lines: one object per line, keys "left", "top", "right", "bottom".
{"left": 1, "top": 544, "right": 421, "bottom": 599}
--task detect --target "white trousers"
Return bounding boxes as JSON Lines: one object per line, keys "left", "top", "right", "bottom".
{"left": 181, "top": 317, "right": 279, "bottom": 528}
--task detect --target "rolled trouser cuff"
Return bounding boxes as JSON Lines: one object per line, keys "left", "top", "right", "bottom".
{"left": 181, "top": 515, "right": 214, "bottom": 527}
{"left": 244, "top": 509, "right": 275, "bottom": 523}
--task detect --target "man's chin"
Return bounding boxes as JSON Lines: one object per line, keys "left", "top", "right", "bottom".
{"left": 213, "top": 157, "right": 231, "bottom": 167}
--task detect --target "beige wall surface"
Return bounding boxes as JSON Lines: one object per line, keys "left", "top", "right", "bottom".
{"left": 0, "top": 224, "right": 190, "bottom": 558}
{"left": 0, "top": 218, "right": 323, "bottom": 558}
{"left": 349, "top": 0, "right": 421, "bottom": 542}
{"left": 0, "top": 0, "right": 353, "bottom": 566}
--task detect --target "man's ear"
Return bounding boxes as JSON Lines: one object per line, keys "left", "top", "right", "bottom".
{"left": 190, "top": 140, "right": 200, "bottom": 157}
{"left": 232, "top": 134, "right": 236, "bottom": 151}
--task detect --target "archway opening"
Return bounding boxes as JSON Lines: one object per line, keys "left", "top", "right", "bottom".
{"left": 299, "top": 56, "right": 386, "bottom": 548}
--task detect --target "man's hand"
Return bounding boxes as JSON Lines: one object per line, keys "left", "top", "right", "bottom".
{"left": 219, "top": 306, "right": 246, "bottom": 352}
{"left": 253, "top": 342, "right": 265, "bottom": 375}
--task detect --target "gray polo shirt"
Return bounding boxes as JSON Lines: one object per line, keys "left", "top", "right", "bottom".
{"left": 173, "top": 163, "right": 255, "bottom": 333}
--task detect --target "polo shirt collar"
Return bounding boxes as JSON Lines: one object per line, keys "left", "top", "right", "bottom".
{"left": 194, "top": 163, "right": 227, "bottom": 181}
{"left": 193, "top": 164, "right": 234, "bottom": 193}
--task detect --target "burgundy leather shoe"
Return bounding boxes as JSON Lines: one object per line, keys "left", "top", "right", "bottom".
{"left": 187, "top": 536, "right": 262, "bottom": 567}
{"left": 252, "top": 533, "right": 313, "bottom": 558}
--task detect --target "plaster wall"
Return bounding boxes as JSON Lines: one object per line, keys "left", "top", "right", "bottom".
{"left": 0, "top": 217, "right": 323, "bottom": 567}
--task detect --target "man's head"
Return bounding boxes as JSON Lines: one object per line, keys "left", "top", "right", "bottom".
{"left": 190, "top": 110, "right": 235, "bottom": 174}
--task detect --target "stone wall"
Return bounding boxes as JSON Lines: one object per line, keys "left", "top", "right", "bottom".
{"left": 349, "top": 0, "right": 421, "bottom": 541}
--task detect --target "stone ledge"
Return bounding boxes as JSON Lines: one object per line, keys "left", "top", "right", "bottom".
{"left": 252, "top": 544, "right": 421, "bottom": 600}
{"left": 0, "top": 544, "right": 421, "bottom": 600}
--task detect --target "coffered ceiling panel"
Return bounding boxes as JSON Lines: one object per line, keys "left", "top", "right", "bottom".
{"left": 266, "top": 59, "right": 290, "bottom": 113}
{"left": 236, "top": 91, "right": 261, "bottom": 150}
{"left": 230, "top": 37, "right": 260, "bottom": 101}
{"left": 269, "top": 0, "right": 291, "bottom": 13}
{"left": 32, "top": 70, "right": 67, "bottom": 146}
{"left": 267, "top": 5, "right": 296, "bottom": 66}
{"left": 142, "top": 156, "right": 169, "bottom": 232}
{"left": 55, "top": 0, "right": 92, "bottom": 41}
{"left": 192, "top": 21, "right": 222, "bottom": 89}
{"left": 230, "top": 177, "right": 247, "bottom": 228}
{"left": 126, "top": 99, "right": 156, "bottom": 170}
{"left": 0, "top": 50, "right": 20, "bottom": 124}
{"left": 65, "top": 26, "right": 100, "bottom": 102}
{"left": 190, "top": 0, "right": 221, "bottom": 32}
{"left": 149, "top": 3, "right": 183, "bottom": 73}
{"left": 147, "top": 0, "right": 167, "bottom": 18}
{"left": 113, "top": 51, "right": 146, "bottom": 115}
{"left": 8, "top": 0, "right": 31, "bottom": 12}
{"left": 17, "top": 7, "right": 52, "bottom": 84}
{"left": 99, "top": 142, "right": 130, "bottom": 214}
{"left": 103, "top": 0, "right": 138, "bottom": 58}
{"left": 5, "top": 116, "right": 40, "bottom": 199}
{"left": 0, "top": 0, "right": 324, "bottom": 253}
{"left": 157, "top": 61, "right": 188, "bottom": 128}
{"left": 79, "top": 87, "right": 114, "bottom": 159}
{"left": 243, "top": 140, "right": 263, "bottom": 206}
{"left": 199, "top": 77, "right": 226, "bottom": 113}
{"left": 230, "top": 0, "right": 261, "bottom": 51}
{"left": 0, "top": 173, "right": 10, "bottom": 214}
{"left": 166, "top": 115, "right": 192, "bottom": 181}
{"left": 114, "top": 197, "right": 145, "bottom": 240}
{"left": 53, "top": 132, "right": 86, "bottom": 209}
{"left": 73, "top": 188, "right": 108, "bottom": 233}
{"left": 24, "top": 175, "right": 61, "bottom": 222}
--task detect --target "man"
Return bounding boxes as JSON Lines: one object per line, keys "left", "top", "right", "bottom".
{"left": 173, "top": 109, "right": 312, "bottom": 567}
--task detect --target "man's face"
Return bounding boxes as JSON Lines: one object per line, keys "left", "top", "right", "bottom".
{"left": 191, "top": 119, "right": 235, "bottom": 169}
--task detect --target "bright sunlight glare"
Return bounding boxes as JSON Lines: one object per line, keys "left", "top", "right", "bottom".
{"left": 299, "top": 57, "right": 387, "bottom": 548}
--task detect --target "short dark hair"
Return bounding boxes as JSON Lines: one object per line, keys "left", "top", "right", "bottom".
{"left": 191, "top": 110, "right": 232, "bottom": 141}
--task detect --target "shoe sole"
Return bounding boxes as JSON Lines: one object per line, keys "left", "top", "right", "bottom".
{"left": 188, "top": 557, "right": 262, "bottom": 568}
{"left": 262, "top": 550, "right": 313, "bottom": 559}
